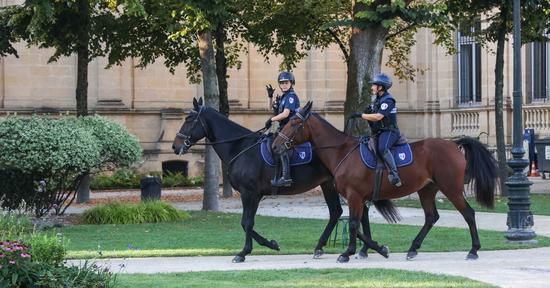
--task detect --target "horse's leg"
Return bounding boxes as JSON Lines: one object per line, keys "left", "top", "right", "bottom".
{"left": 357, "top": 204, "right": 390, "bottom": 259}
{"left": 313, "top": 180, "right": 343, "bottom": 258}
{"left": 406, "top": 182, "right": 440, "bottom": 260}
{"left": 337, "top": 194, "right": 363, "bottom": 263}
{"left": 233, "top": 192, "right": 262, "bottom": 263}
{"left": 440, "top": 182, "right": 481, "bottom": 259}
{"left": 453, "top": 200, "right": 480, "bottom": 260}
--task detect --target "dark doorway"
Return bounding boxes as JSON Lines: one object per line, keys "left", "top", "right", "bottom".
{"left": 162, "top": 160, "right": 188, "bottom": 177}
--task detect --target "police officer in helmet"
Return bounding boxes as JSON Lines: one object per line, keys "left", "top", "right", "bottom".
{"left": 350, "top": 73, "right": 402, "bottom": 187}
{"left": 265, "top": 71, "right": 300, "bottom": 187}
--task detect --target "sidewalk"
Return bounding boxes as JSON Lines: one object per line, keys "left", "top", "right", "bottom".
{"left": 67, "top": 178, "right": 550, "bottom": 288}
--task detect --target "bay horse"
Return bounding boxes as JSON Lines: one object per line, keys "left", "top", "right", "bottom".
{"left": 272, "top": 101, "right": 498, "bottom": 262}
{"left": 172, "top": 98, "right": 397, "bottom": 262}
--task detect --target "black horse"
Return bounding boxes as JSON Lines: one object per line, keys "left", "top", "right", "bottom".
{"left": 172, "top": 98, "right": 396, "bottom": 262}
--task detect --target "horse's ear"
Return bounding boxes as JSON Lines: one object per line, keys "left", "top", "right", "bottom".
{"left": 193, "top": 98, "right": 198, "bottom": 110}
{"left": 303, "top": 101, "right": 313, "bottom": 115}
{"left": 198, "top": 97, "right": 203, "bottom": 106}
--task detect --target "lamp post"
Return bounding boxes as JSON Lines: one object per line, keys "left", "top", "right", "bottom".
{"left": 505, "top": 0, "right": 536, "bottom": 242}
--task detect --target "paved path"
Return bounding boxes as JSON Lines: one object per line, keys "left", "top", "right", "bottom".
{"left": 67, "top": 178, "right": 550, "bottom": 287}
{"left": 72, "top": 248, "right": 550, "bottom": 288}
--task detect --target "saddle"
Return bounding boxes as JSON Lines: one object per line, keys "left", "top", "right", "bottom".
{"left": 260, "top": 134, "right": 313, "bottom": 167}
{"left": 359, "top": 134, "right": 413, "bottom": 169}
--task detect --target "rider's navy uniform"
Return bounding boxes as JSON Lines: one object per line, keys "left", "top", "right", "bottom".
{"left": 363, "top": 73, "right": 403, "bottom": 187}
{"left": 367, "top": 92, "right": 400, "bottom": 155}
{"left": 277, "top": 89, "right": 300, "bottom": 128}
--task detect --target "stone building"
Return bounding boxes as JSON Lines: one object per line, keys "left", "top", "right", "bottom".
{"left": 1, "top": 4, "right": 549, "bottom": 176}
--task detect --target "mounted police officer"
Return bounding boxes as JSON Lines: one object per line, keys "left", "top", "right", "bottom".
{"left": 351, "top": 73, "right": 402, "bottom": 187}
{"left": 265, "top": 71, "right": 300, "bottom": 187}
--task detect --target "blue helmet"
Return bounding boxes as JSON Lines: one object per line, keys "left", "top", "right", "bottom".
{"left": 278, "top": 71, "right": 295, "bottom": 85}
{"left": 369, "top": 73, "right": 392, "bottom": 90}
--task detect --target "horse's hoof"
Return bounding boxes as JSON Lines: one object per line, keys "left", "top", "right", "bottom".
{"left": 313, "top": 249, "right": 324, "bottom": 259}
{"left": 337, "top": 255, "right": 350, "bottom": 263}
{"left": 232, "top": 255, "right": 245, "bottom": 263}
{"left": 406, "top": 251, "right": 417, "bottom": 260}
{"left": 466, "top": 252, "right": 478, "bottom": 260}
{"left": 356, "top": 250, "right": 368, "bottom": 259}
{"left": 271, "top": 240, "right": 280, "bottom": 251}
{"left": 379, "top": 246, "right": 390, "bottom": 258}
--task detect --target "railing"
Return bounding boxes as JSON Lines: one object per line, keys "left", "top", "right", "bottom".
{"left": 523, "top": 106, "right": 550, "bottom": 131}
{"left": 451, "top": 111, "right": 480, "bottom": 133}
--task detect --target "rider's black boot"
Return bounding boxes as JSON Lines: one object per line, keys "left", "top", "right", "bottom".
{"left": 271, "top": 153, "right": 293, "bottom": 187}
{"left": 382, "top": 149, "right": 402, "bottom": 187}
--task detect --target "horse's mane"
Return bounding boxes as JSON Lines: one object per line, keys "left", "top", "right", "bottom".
{"left": 311, "top": 113, "right": 349, "bottom": 138}
{"left": 202, "top": 106, "right": 254, "bottom": 135}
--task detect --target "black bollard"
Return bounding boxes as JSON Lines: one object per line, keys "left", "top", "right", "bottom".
{"left": 140, "top": 176, "right": 162, "bottom": 201}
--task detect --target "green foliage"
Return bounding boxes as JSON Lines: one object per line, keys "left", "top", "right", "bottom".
{"left": 0, "top": 242, "right": 116, "bottom": 288}
{"left": 0, "top": 116, "right": 101, "bottom": 174}
{"left": 0, "top": 213, "right": 33, "bottom": 241}
{"left": 90, "top": 169, "right": 202, "bottom": 190}
{"left": 67, "top": 116, "right": 143, "bottom": 169}
{"left": 161, "top": 172, "right": 203, "bottom": 188}
{"left": 0, "top": 116, "right": 142, "bottom": 217}
{"left": 26, "top": 233, "right": 66, "bottom": 266}
{"left": 0, "top": 240, "right": 34, "bottom": 288}
{"left": 81, "top": 201, "right": 189, "bottom": 225}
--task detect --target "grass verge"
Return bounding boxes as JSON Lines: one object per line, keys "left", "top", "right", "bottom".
{"left": 393, "top": 194, "right": 550, "bottom": 215}
{"left": 59, "top": 211, "right": 550, "bottom": 259}
{"left": 116, "top": 268, "right": 496, "bottom": 288}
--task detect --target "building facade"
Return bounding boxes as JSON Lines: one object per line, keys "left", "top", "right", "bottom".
{"left": 1, "top": 12, "right": 549, "bottom": 176}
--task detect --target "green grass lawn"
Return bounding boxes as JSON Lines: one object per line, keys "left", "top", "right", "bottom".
{"left": 59, "top": 211, "right": 550, "bottom": 259}
{"left": 393, "top": 194, "right": 550, "bottom": 215}
{"left": 116, "top": 268, "right": 495, "bottom": 288}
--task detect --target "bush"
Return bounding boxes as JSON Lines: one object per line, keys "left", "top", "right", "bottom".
{"left": 0, "top": 240, "right": 115, "bottom": 288}
{"left": 0, "top": 213, "right": 33, "bottom": 241}
{"left": 90, "top": 169, "right": 202, "bottom": 190}
{"left": 0, "top": 116, "right": 142, "bottom": 217}
{"left": 26, "top": 234, "right": 66, "bottom": 266}
{"left": 82, "top": 201, "right": 189, "bottom": 224}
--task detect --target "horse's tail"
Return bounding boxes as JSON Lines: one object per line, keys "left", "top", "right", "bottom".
{"left": 373, "top": 199, "right": 401, "bottom": 223}
{"left": 454, "top": 137, "right": 498, "bottom": 208}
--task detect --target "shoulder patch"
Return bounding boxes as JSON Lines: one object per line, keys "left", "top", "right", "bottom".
{"left": 381, "top": 103, "right": 388, "bottom": 110}
{"left": 289, "top": 97, "right": 294, "bottom": 104}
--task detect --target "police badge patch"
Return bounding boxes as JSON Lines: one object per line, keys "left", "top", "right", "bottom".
{"left": 289, "top": 97, "right": 294, "bottom": 104}
{"left": 381, "top": 103, "right": 388, "bottom": 110}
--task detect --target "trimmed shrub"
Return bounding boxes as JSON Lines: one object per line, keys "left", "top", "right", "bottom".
{"left": 0, "top": 116, "right": 142, "bottom": 217}
{"left": 90, "top": 169, "right": 203, "bottom": 190}
{"left": 82, "top": 201, "right": 189, "bottom": 224}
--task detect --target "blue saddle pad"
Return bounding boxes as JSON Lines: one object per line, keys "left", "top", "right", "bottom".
{"left": 260, "top": 139, "right": 313, "bottom": 167}
{"left": 359, "top": 138, "right": 413, "bottom": 169}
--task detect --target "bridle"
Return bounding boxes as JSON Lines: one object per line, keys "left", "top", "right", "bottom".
{"left": 175, "top": 107, "right": 209, "bottom": 151}
{"left": 276, "top": 112, "right": 307, "bottom": 150}
{"left": 175, "top": 106, "right": 268, "bottom": 157}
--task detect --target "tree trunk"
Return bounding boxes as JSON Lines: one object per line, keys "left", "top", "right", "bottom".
{"left": 75, "top": 0, "right": 89, "bottom": 117}
{"left": 344, "top": 1, "right": 387, "bottom": 135}
{"left": 215, "top": 22, "right": 233, "bottom": 198}
{"left": 198, "top": 29, "right": 220, "bottom": 211}
{"left": 75, "top": 0, "right": 90, "bottom": 203}
{"left": 494, "top": 4, "right": 509, "bottom": 196}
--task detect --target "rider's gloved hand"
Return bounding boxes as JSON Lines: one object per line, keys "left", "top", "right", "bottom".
{"left": 264, "top": 119, "right": 273, "bottom": 129}
{"left": 350, "top": 112, "right": 363, "bottom": 118}
{"left": 266, "top": 84, "right": 275, "bottom": 98}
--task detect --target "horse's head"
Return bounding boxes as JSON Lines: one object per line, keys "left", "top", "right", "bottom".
{"left": 172, "top": 98, "right": 208, "bottom": 155}
{"left": 272, "top": 101, "right": 313, "bottom": 154}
